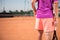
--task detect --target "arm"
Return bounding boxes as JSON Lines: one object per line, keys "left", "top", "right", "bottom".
{"left": 31, "top": 0, "right": 37, "bottom": 15}
{"left": 53, "top": 1, "right": 58, "bottom": 23}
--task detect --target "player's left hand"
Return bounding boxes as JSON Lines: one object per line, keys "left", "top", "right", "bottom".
{"left": 54, "top": 18, "right": 58, "bottom": 26}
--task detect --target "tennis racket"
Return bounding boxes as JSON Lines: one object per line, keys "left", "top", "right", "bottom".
{"left": 52, "top": 30, "right": 58, "bottom": 40}
{"left": 52, "top": 19, "right": 58, "bottom": 40}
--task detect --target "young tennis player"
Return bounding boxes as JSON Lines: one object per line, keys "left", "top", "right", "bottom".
{"left": 31, "top": 0, "right": 58, "bottom": 40}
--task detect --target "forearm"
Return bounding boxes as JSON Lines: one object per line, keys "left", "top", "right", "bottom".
{"left": 53, "top": 1, "right": 58, "bottom": 18}
{"left": 31, "top": 0, "right": 37, "bottom": 15}
{"left": 31, "top": 2, "right": 36, "bottom": 12}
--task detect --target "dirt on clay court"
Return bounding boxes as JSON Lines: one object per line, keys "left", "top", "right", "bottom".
{"left": 0, "top": 16, "right": 60, "bottom": 40}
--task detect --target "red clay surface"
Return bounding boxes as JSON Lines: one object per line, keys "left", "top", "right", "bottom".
{"left": 0, "top": 16, "right": 60, "bottom": 40}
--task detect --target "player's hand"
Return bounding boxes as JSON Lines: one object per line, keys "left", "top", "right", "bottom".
{"left": 33, "top": 11, "right": 36, "bottom": 17}
{"left": 54, "top": 17, "right": 58, "bottom": 26}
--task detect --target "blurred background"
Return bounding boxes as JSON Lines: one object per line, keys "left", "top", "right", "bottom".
{"left": 0, "top": 0, "right": 60, "bottom": 40}
{"left": 0, "top": 0, "right": 34, "bottom": 17}
{"left": 0, "top": 0, "right": 60, "bottom": 17}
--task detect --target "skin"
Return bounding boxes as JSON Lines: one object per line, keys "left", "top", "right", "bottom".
{"left": 31, "top": 0, "right": 37, "bottom": 15}
{"left": 31, "top": 0, "right": 58, "bottom": 40}
{"left": 53, "top": 1, "right": 58, "bottom": 23}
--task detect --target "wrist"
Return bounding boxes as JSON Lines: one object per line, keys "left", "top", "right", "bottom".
{"left": 33, "top": 10, "right": 36, "bottom": 15}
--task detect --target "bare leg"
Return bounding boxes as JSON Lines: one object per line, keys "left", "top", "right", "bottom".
{"left": 44, "top": 32, "right": 54, "bottom": 40}
{"left": 38, "top": 30, "right": 43, "bottom": 40}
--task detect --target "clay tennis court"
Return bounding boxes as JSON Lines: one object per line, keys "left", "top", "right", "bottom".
{"left": 0, "top": 16, "right": 60, "bottom": 40}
